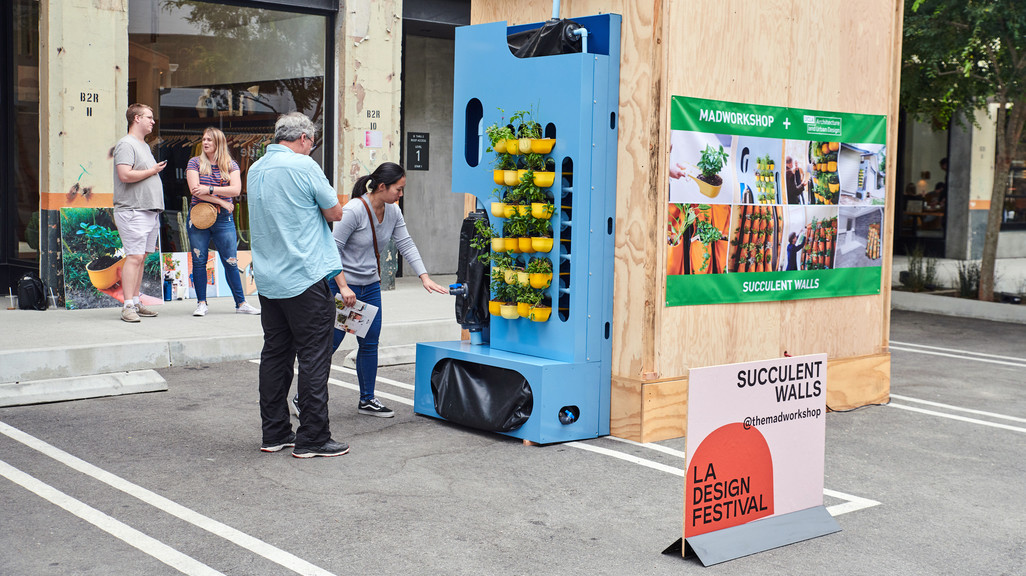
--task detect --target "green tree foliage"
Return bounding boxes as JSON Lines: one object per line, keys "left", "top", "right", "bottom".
{"left": 901, "top": 0, "right": 1026, "bottom": 300}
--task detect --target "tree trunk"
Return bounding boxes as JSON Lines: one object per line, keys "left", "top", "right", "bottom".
{"left": 979, "top": 99, "right": 1026, "bottom": 302}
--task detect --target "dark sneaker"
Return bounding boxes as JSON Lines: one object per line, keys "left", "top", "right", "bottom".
{"left": 260, "top": 432, "right": 296, "bottom": 453}
{"left": 291, "top": 394, "right": 301, "bottom": 417}
{"left": 292, "top": 439, "right": 349, "bottom": 458}
{"left": 358, "top": 398, "right": 395, "bottom": 418}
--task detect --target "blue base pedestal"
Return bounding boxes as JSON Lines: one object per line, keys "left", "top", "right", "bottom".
{"left": 414, "top": 341, "right": 610, "bottom": 444}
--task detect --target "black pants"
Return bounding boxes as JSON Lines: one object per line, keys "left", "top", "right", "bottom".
{"left": 258, "top": 278, "right": 334, "bottom": 448}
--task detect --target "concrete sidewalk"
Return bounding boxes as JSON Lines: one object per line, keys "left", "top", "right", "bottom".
{"left": 0, "top": 275, "right": 460, "bottom": 406}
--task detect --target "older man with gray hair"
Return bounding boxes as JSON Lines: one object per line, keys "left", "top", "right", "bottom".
{"left": 247, "top": 112, "right": 347, "bottom": 458}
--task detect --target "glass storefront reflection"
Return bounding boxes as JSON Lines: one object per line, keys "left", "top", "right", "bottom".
{"left": 129, "top": 0, "right": 328, "bottom": 253}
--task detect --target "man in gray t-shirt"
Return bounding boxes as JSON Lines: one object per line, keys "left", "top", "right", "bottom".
{"left": 112, "top": 103, "right": 166, "bottom": 323}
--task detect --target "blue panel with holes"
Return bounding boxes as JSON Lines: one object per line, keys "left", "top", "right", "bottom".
{"left": 414, "top": 14, "right": 620, "bottom": 443}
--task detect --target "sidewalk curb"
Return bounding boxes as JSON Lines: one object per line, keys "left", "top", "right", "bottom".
{"left": 891, "top": 289, "right": 1026, "bottom": 325}
{"left": 0, "top": 369, "right": 167, "bottom": 408}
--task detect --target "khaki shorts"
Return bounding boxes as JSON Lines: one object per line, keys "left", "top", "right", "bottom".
{"left": 114, "top": 210, "right": 161, "bottom": 255}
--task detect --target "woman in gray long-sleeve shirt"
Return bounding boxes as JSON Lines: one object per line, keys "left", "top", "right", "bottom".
{"left": 329, "top": 162, "right": 448, "bottom": 418}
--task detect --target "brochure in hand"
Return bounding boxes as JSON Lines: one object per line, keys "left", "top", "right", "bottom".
{"left": 334, "top": 294, "right": 378, "bottom": 338}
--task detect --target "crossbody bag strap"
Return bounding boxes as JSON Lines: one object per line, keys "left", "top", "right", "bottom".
{"left": 358, "top": 195, "right": 381, "bottom": 277}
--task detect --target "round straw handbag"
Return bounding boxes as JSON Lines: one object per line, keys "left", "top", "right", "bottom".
{"left": 190, "top": 202, "right": 218, "bottom": 229}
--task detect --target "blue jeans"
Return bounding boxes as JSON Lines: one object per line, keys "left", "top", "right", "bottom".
{"left": 330, "top": 281, "right": 382, "bottom": 402}
{"left": 187, "top": 208, "right": 245, "bottom": 305}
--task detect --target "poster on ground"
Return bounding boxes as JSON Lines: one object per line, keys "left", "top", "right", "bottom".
{"left": 59, "top": 207, "right": 161, "bottom": 310}
{"left": 666, "top": 96, "right": 887, "bottom": 306}
{"left": 685, "top": 354, "right": 828, "bottom": 539}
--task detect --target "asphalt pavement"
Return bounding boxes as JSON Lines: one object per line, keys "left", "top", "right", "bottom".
{"left": 1, "top": 310, "right": 1023, "bottom": 575}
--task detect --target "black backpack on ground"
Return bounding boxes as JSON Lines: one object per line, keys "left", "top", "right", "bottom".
{"left": 17, "top": 271, "right": 48, "bottom": 310}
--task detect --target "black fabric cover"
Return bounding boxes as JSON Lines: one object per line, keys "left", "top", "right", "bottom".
{"left": 431, "top": 359, "right": 533, "bottom": 432}
{"left": 507, "top": 19, "right": 582, "bottom": 58}
{"left": 455, "top": 211, "right": 490, "bottom": 329}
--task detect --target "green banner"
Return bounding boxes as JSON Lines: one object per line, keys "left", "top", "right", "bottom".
{"left": 665, "top": 95, "right": 888, "bottom": 307}
{"left": 666, "top": 267, "right": 882, "bottom": 306}
{"left": 671, "top": 96, "right": 887, "bottom": 144}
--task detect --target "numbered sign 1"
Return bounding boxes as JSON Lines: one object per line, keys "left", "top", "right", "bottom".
{"left": 407, "top": 132, "right": 429, "bottom": 171}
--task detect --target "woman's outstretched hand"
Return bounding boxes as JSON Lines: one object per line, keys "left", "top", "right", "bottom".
{"left": 420, "top": 274, "right": 449, "bottom": 295}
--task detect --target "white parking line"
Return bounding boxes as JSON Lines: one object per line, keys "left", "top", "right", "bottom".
{"left": 887, "top": 403, "right": 1026, "bottom": 434}
{"left": 889, "top": 341, "right": 1026, "bottom": 363}
{"left": 890, "top": 394, "right": 1026, "bottom": 424}
{"left": 889, "top": 345, "right": 1026, "bottom": 368}
{"left": 606, "top": 435, "right": 688, "bottom": 459}
{"left": 331, "top": 365, "right": 415, "bottom": 391}
{"left": 567, "top": 441, "right": 686, "bottom": 477}
{"left": 0, "top": 459, "right": 225, "bottom": 576}
{"left": 0, "top": 421, "right": 337, "bottom": 576}
{"left": 822, "top": 488, "right": 881, "bottom": 516}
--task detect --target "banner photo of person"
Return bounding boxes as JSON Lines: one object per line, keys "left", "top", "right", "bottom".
{"left": 666, "top": 96, "right": 887, "bottom": 306}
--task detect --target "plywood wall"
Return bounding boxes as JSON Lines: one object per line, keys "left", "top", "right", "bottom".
{"left": 471, "top": 0, "right": 901, "bottom": 384}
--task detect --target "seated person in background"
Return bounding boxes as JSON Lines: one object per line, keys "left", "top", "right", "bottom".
{"left": 921, "top": 182, "right": 946, "bottom": 230}
{"left": 926, "top": 182, "right": 946, "bottom": 210}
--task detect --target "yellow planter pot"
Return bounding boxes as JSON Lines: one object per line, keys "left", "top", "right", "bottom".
{"left": 532, "top": 172, "right": 555, "bottom": 187}
{"left": 530, "top": 138, "right": 556, "bottom": 154}
{"left": 504, "top": 237, "right": 519, "bottom": 252}
{"left": 493, "top": 139, "right": 507, "bottom": 154}
{"left": 531, "top": 203, "right": 554, "bottom": 219}
{"left": 517, "top": 301, "right": 532, "bottom": 317}
{"left": 491, "top": 238, "right": 506, "bottom": 252}
{"left": 493, "top": 170, "right": 505, "bottom": 185}
{"left": 529, "top": 306, "right": 552, "bottom": 322}
{"left": 515, "top": 270, "right": 529, "bottom": 285}
{"left": 488, "top": 300, "right": 503, "bottom": 315}
{"left": 829, "top": 182, "right": 840, "bottom": 192}
{"left": 827, "top": 161, "right": 837, "bottom": 172}
{"left": 503, "top": 170, "right": 519, "bottom": 186}
{"left": 504, "top": 268, "right": 518, "bottom": 284}
{"left": 517, "top": 169, "right": 529, "bottom": 183}
{"left": 490, "top": 202, "right": 506, "bottom": 217}
{"left": 505, "top": 139, "right": 520, "bottom": 155}
{"left": 529, "top": 272, "right": 552, "bottom": 289}
{"left": 86, "top": 256, "right": 126, "bottom": 290}
{"left": 516, "top": 204, "right": 531, "bottom": 216}
{"left": 690, "top": 175, "right": 722, "bottom": 199}
{"left": 500, "top": 304, "right": 519, "bottom": 319}
{"left": 518, "top": 237, "right": 534, "bottom": 253}
{"left": 531, "top": 237, "right": 554, "bottom": 252}
{"left": 768, "top": 163, "right": 775, "bottom": 171}
{"left": 518, "top": 138, "right": 533, "bottom": 154}
{"left": 503, "top": 204, "right": 516, "bottom": 218}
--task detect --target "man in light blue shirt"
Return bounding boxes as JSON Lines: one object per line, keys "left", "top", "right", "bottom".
{"left": 248, "top": 112, "right": 347, "bottom": 459}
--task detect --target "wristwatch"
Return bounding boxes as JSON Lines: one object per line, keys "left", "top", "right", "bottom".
{"left": 208, "top": 185, "right": 214, "bottom": 194}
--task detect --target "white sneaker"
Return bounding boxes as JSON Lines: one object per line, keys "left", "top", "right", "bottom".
{"left": 193, "top": 302, "right": 208, "bottom": 317}
{"left": 236, "top": 301, "right": 261, "bottom": 315}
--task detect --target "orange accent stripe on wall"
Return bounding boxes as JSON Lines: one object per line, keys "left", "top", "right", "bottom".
{"left": 42, "top": 192, "right": 114, "bottom": 211}
{"left": 969, "top": 199, "right": 991, "bottom": 210}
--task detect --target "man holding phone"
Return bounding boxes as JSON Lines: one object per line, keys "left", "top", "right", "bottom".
{"left": 113, "top": 103, "right": 167, "bottom": 323}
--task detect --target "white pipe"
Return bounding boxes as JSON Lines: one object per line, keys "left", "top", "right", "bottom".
{"left": 573, "top": 26, "right": 588, "bottom": 53}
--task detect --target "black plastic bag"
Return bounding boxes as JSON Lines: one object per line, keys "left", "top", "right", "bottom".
{"left": 431, "top": 359, "right": 533, "bottom": 432}
{"left": 507, "top": 19, "right": 582, "bottom": 58}
{"left": 455, "top": 211, "right": 489, "bottom": 330}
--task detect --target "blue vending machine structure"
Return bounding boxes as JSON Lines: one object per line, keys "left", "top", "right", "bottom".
{"left": 413, "top": 14, "right": 621, "bottom": 444}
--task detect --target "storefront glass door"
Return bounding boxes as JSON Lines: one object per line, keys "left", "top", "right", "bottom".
{"left": 1, "top": 0, "right": 41, "bottom": 289}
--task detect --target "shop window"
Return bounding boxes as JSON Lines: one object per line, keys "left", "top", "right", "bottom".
{"left": 128, "top": 0, "right": 329, "bottom": 253}
{"left": 1003, "top": 163, "right": 1026, "bottom": 230}
{"left": 7, "top": 0, "right": 40, "bottom": 263}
